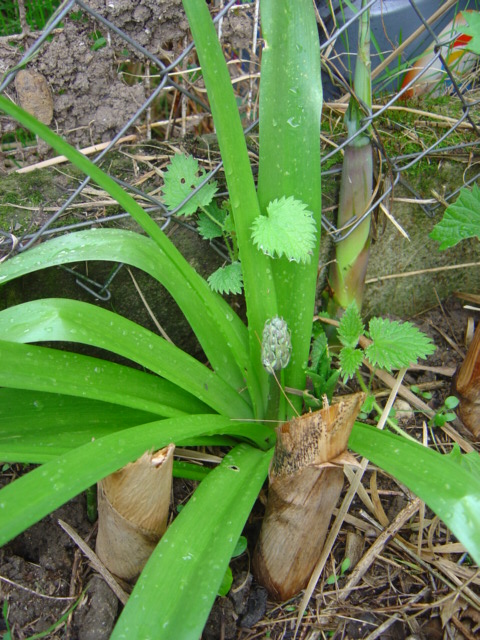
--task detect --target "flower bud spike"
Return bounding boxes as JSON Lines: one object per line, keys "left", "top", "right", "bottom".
{"left": 261, "top": 316, "right": 292, "bottom": 373}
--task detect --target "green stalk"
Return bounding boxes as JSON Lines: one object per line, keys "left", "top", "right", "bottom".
{"left": 257, "top": 0, "right": 322, "bottom": 416}
{"left": 182, "top": 0, "right": 278, "bottom": 417}
{"left": 329, "top": 0, "right": 373, "bottom": 311}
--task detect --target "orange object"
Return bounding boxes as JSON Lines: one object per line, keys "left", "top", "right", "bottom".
{"left": 401, "top": 11, "right": 477, "bottom": 99}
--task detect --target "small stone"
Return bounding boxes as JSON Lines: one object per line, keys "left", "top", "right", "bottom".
{"left": 15, "top": 70, "right": 54, "bottom": 125}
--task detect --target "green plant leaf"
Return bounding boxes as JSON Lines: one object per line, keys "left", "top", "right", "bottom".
{"left": 458, "top": 11, "right": 480, "bottom": 54}
{"left": 349, "top": 423, "right": 480, "bottom": 566}
{"left": 218, "top": 567, "right": 233, "bottom": 597}
{"left": 429, "top": 184, "right": 480, "bottom": 249}
{"left": 256, "top": 0, "right": 322, "bottom": 416}
{"left": 161, "top": 154, "right": 217, "bottom": 216}
{"left": 310, "top": 331, "right": 329, "bottom": 370}
{"left": 365, "top": 318, "right": 435, "bottom": 371}
{"left": 337, "top": 301, "right": 364, "bottom": 348}
{"left": 208, "top": 262, "right": 243, "bottom": 295}
{"left": 0, "top": 300, "right": 253, "bottom": 419}
{"left": 251, "top": 196, "right": 317, "bottom": 264}
{"left": 0, "top": 338, "right": 209, "bottom": 417}
{"left": 181, "top": 0, "right": 278, "bottom": 417}
{"left": 0, "top": 389, "right": 158, "bottom": 463}
{"left": 111, "top": 444, "right": 272, "bottom": 640}
{"left": 444, "top": 396, "right": 460, "bottom": 410}
{"left": 339, "top": 346, "right": 364, "bottom": 380}
{"left": 0, "top": 416, "right": 275, "bottom": 546}
{"left": 197, "top": 202, "right": 226, "bottom": 239}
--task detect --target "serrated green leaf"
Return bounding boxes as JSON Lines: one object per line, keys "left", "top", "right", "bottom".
{"left": 310, "top": 332, "right": 328, "bottom": 370}
{"left": 337, "top": 302, "right": 364, "bottom": 348}
{"left": 458, "top": 11, "right": 480, "bottom": 55}
{"left": 251, "top": 196, "right": 317, "bottom": 264}
{"left": 429, "top": 184, "right": 480, "bottom": 249}
{"left": 197, "top": 201, "right": 226, "bottom": 240}
{"left": 339, "top": 346, "right": 364, "bottom": 380}
{"left": 207, "top": 262, "right": 243, "bottom": 295}
{"left": 161, "top": 154, "right": 217, "bottom": 216}
{"left": 365, "top": 318, "right": 435, "bottom": 371}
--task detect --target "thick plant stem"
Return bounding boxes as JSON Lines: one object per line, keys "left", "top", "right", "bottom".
{"left": 252, "top": 394, "right": 364, "bottom": 600}
{"left": 96, "top": 444, "right": 175, "bottom": 583}
{"left": 329, "top": 142, "right": 372, "bottom": 310}
{"left": 329, "top": 0, "right": 372, "bottom": 312}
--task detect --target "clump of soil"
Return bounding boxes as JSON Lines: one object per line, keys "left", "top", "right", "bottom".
{"left": 1, "top": 0, "right": 256, "bottom": 153}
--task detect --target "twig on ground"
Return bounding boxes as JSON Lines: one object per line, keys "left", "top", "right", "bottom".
{"left": 58, "top": 519, "right": 129, "bottom": 605}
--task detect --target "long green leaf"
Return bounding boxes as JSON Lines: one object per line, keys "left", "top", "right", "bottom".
{"left": 257, "top": 0, "right": 322, "bottom": 415}
{"left": 112, "top": 443, "right": 273, "bottom": 640}
{"left": 0, "top": 338, "right": 208, "bottom": 417}
{"left": 181, "top": 0, "right": 277, "bottom": 416}
{"left": 350, "top": 422, "right": 480, "bottom": 566}
{"left": 0, "top": 97, "right": 252, "bottom": 401}
{"left": 0, "top": 300, "right": 252, "bottom": 419}
{"left": 0, "top": 389, "right": 159, "bottom": 462}
{"left": 0, "top": 388, "right": 238, "bottom": 463}
{"left": 0, "top": 226, "right": 249, "bottom": 396}
{"left": 0, "top": 415, "right": 274, "bottom": 546}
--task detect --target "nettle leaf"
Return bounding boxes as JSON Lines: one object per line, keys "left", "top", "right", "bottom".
{"left": 251, "top": 196, "right": 317, "bottom": 264}
{"left": 161, "top": 154, "right": 217, "bottom": 217}
{"left": 337, "top": 302, "right": 364, "bottom": 348}
{"left": 208, "top": 262, "right": 243, "bottom": 295}
{"left": 197, "top": 202, "right": 226, "bottom": 240}
{"left": 365, "top": 318, "right": 436, "bottom": 371}
{"left": 339, "top": 346, "right": 364, "bottom": 381}
{"left": 310, "top": 332, "right": 329, "bottom": 371}
{"left": 430, "top": 184, "right": 480, "bottom": 249}
{"left": 458, "top": 11, "right": 480, "bottom": 55}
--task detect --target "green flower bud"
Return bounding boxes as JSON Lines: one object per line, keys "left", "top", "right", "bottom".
{"left": 261, "top": 316, "right": 292, "bottom": 373}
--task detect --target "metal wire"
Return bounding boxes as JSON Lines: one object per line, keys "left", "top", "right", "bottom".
{"left": 0, "top": 0, "right": 479, "bottom": 278}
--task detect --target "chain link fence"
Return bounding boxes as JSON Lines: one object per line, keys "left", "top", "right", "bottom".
{"left": 0, "top": 0, "right": 479, "bottom": 296}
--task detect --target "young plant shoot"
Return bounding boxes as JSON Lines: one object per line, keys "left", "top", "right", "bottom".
{"left": 329, "top": 0, "right": 373, "bottom": 312}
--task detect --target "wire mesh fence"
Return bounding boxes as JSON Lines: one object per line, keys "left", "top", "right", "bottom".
{"left": 0, "top": 0, "right": 479, "bottom": 295}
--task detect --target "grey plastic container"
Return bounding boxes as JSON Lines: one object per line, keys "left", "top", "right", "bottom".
{"left": 318, "top": 0, "right": 479, "bottom": 97}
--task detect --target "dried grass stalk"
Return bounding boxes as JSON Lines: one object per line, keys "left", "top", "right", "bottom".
{"left": 252, "top": 394, "right": 364, "bottom": 600}
{"left": 95, "top": 443, "right": 175, "bottom": 582}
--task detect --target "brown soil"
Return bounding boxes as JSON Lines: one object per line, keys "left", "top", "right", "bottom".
{"left": 0, "top": 1, "right": 255, "bottom": 153}
{"left": 1, "top": 298, "right": 478, "bottom": 640}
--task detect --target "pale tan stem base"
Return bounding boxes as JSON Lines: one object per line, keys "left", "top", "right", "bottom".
{"left": 252, "top": 394, "right": 364, "bottom": 601}
{"left": 95, "top": 444, "right": 175, "bottom": 583}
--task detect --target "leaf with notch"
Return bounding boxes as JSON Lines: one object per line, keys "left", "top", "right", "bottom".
{"left": 251, "top": 196, "right": 317, "bottom": 264}
{"left": 162, "top": 154, "right": 217, "bottom": 217}
{"left": 365, "top": 318, "right": 435, "bottom": 371}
